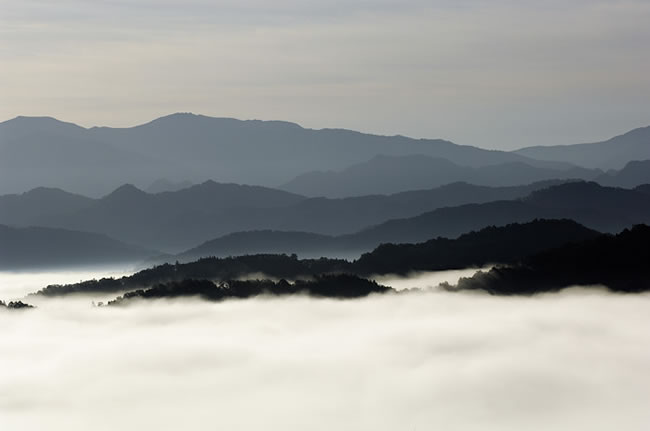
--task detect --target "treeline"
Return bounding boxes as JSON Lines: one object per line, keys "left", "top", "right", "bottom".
{"left": 36, "top": 254, "right": 351, "bottom": 296}
{"left": 108, "top": 274, "right": 391, "bottom": 305}
{"left": 34, "top": 219, "right": 602, "bottom": 297}
{"left": 353, "top": 219, "right": 599, "bottom": 274}
{"left": 451, "top": 224, "right": 650, "bottom": 294}
{"left": 0, "top": 300, "right": 34, "bottom": 309}
{"left": 32, "top": 220, "right": 650, "bottom": 299}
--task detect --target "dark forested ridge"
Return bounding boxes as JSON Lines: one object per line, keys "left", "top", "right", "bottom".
{"left": 353, "top": 219, "right": 600, "bottom": 275}
{"left": 108, "top": 275, "right": 391, "bottom": 305}
{"left": 35, "top": 254, "right": 351, "bottom": 296}
{"left": 183, "top": 182, "right": 650, "bottom": 259}
{"left": 452, "top": 225, "right": 650, "bottom": 294}
{"left": 344, "top": 181, "right": 650, "bottom": 247}
{"left": 181, "top": 231, "right": 341, "bottom": 260}
{"left": 26, "top": 220, "right": 650, "bottom": 300}
{"left": 0, "top": 300, "right": 34, "bottom": 309}
{"left": 34, "top": 219, "right": 601, "bottom": 297}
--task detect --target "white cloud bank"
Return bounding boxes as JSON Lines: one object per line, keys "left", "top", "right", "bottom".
{"left": 2, "top": 287, "right": 649, "bottom": 430}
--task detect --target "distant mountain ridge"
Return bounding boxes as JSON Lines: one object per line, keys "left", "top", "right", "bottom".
{"left": 280, "top": 154, "right": 601, "bottom": 197}
{"left": 1, "top": 113, "right": 578, "bottom": 196}
{"left": 38, "top": 181, "right": 306, "bottom": 251}
{"left": 597, "top": 160, "right": 650, "bottom": 188}
{"left": 515, "top": 125, "right": 650, "bottom": 169}
{"left": 0, "top": 179, "right": 572, "bottom": 252}
{"left": 352, "top": 181, "right": 650, "bottom": 246}
{"left": 180, "top": 182, "right": 650, "bottom": 259}
{"left": 0, "top": 187, "right": 94, "bottom": 226}
{"left": 0, "top": 224, "right": 154, "bottom": 270}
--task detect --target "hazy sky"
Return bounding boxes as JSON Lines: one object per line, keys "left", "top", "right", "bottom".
{"left": 2, "top": 0, "right": 649, "bottom": 149}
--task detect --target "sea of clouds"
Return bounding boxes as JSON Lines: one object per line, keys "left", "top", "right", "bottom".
{"left": 1, "top": 270, "right": 649, "bottom": 430}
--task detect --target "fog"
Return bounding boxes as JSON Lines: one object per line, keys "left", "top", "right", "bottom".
{"left": 374, "top": 267, "right": 491, "bottom": 291}
{"left": 1, "top": 272, "right": 650, "bottom": 430}
{"left": 0, "top": 267, "right": 134, "bottom": 300}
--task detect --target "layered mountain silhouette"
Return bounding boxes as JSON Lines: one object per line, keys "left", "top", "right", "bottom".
{"left": 180, "top": 231, "right": 340, "bottom": 260}
{"left": 597, "top": 160, "right": 650, "bottom": 188}
{"left": 38, "top": 181, "right": 305, "bottom": 251}
{"left": 0, "top": 224, "right": 154, "bottom": 269}
{"left": 346, "top": 181, "right": 650, "bottom": 246}
{"left": 0, "top": 187, "right": 94, "bottom": 226}
{"left": 3, "top": 179, "right": 648, "bottom": 262}
{"left": 1, "top": 113, "right": 577, "bottom": 196}
{"left": 352, "top": 219, "right": 600, "bottom": 275}
{"left": 516, "top": 125, "right": 650, "bottom": 170}
{"left": 280, "top": 154, "right": 600, "bottom": 197}
{"left": 0, "top": 116, "right": 156, "bottom": 196}
{"left": 0, "top": 180, "right": 569, "bottom": 252}
{"left": 180, "top": 182, "right": 650, "bottom": 259}
{"left": 453, "top": 224, "right": 650, "bottom": 294}
{"left": 35, "top": 219, "right": 599, "bottom": 297}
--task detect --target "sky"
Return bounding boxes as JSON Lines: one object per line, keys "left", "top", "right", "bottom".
{"left": 1, "top": 0, "right": 650, "bottom": 150}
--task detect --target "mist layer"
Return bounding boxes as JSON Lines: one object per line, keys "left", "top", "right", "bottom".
{"left": 1, "top": 288, "right": 649, "bottom": 430}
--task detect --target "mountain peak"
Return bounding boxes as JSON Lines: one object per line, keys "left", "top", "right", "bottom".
{"left": 103, "top": 184, "right": 147, "bottom": 200}
{"left": 613, "top": 125, "right": 650, "bottom": 143}
{"left": 137, "top": 113, "right": 303, "bottom": 131}
{"left": 0, "top": 116, "right": 86, "bottom": 132}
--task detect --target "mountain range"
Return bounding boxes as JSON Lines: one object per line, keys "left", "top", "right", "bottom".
{"left": 180, "top": 182, "right": 650, "bottom": 259}
{"left": 597, "top": 160, "right": 650, "bottom": 188}
{"left": 0, "top": 179, "right": 571, "bottom": 252}
{"left": 280, "top": 154, "right": 601, "bottom": 197}
{"left": 0, "top": 113, "right": 598, "bottom": 196}
{"left": 34, "top": 219, "right": 601, "bottom": 297}
{"left": 2, "top": 112, "right": 650, "bottom": 270}
{"left": 454, "top": 224, "right": 650, "bottom": 294}
{"left": 3, "top": 178, "right": 649, "bottom": 258}
{"left": 515, "top": 125, "right": 650, "bottom": 169}
{"left": 0, "top": 224, "right": 152, "bottom": 270}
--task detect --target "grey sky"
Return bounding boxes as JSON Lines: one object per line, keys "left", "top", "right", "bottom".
{"left": 1, "top": 0, "right": 649, "bottom": 149}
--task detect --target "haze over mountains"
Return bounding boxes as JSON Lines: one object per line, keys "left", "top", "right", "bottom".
{"left": 1, "top": 112, "right": 650, "bottom": 268}
{"left": 0, "top": 179, "right": 574, "bottom": 253}
{"left": 33, "top": 219, "right": 604, "bottom": 298}
{"left": 2, "top": 172, "right": 650, "bottom": 262}
{"left": 183, "top": 182, "right": 650, "bottom": 260}
{"left": 5, "top": 113, "right": 648, "bottom": 196}
{"left": 516, "top": 125, "right": 650, "bottom": 170}
{"left": 280, "top": 154, "right": 601, "bottom": 197}
{"left": 0, "top": 224, "right": 151, "bottom": 270}
{"left": 597, "top": 160, "right": 650, "bottom": 188}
